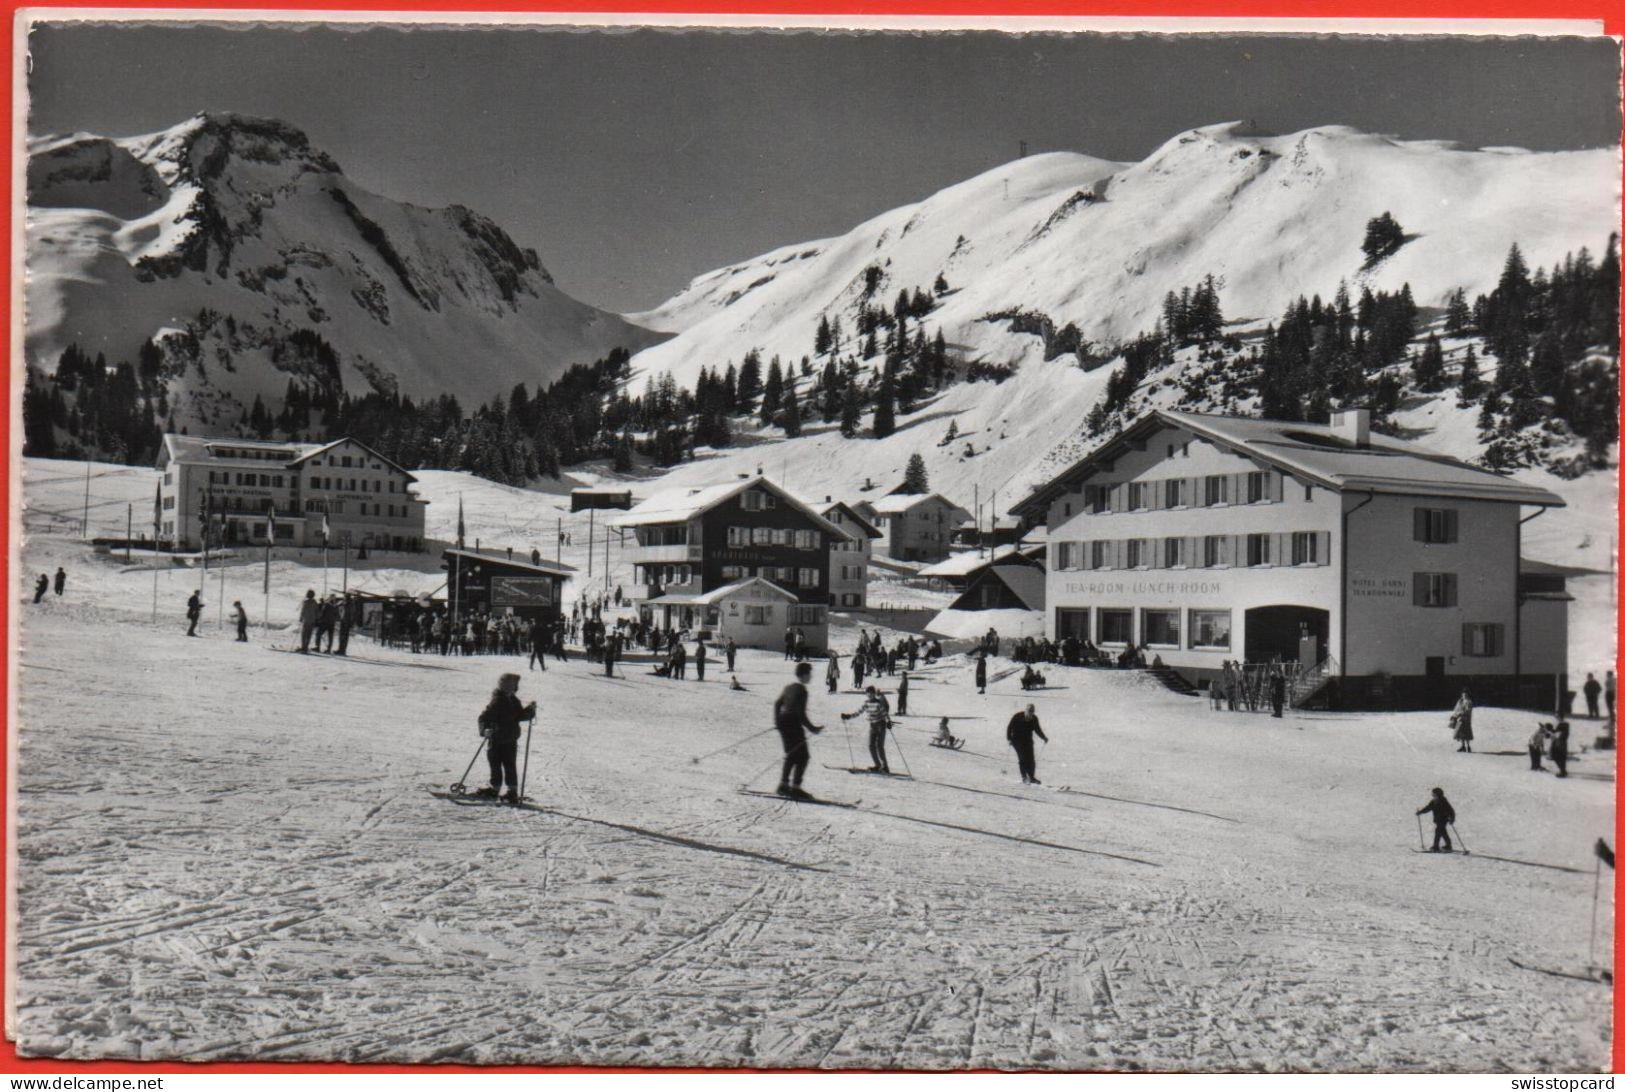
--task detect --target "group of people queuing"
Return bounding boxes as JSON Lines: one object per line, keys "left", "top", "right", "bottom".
{"left": 840, "top": 630, "right": 937, "bottom": 693}
{"left": 31, "top": 567, "right": 66, "bottom": 603}
{"left": 296, "top": 589, "right": 363, "bottom": 655}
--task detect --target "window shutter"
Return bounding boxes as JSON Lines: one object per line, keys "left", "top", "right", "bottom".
{"left": 1111, "top": 485, "right": 1126, "bottom": 513}
{"left": 1188, "top": 477, "right": 1202, "bottom": 508}
{"left": 1413, "top": 509, "right": 1427, "bottom": 543}
{"left": 1146, "top": 539, "right": 1161, "bottom": 569}
{"left": 1412, "top": 573, "right": 1426, "bottom": 606}
{"left": 1270, "top": 472, "right": 1285, "bottom": 502}
{"left": 1461, "top": 623, "right": 1473, "bottom": 655}
{"left": 1187, "top": 536, "right": 1202, "bottom": 568}
{"left": 1316, "top": 530, "right": 1332, "bottom": 566}
{"left": 1232, "top": 473, "right": 1247, "bottom": 504}
{"left": 1273, "top": 532, "right": 1288, "bottom": 566}
{"left": 1230, "top": 535, "right": 1245, "bottom": 566}
{"left": 1444, "top": 573, "right": 1458, "bottom": 607}
{"left": 1445, "top": 510, "right": 1459, "bottom": 543}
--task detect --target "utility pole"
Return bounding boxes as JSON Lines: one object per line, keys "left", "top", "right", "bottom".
{"left": 588, "top": 508, "right": 595, "bottom": 578}
{"left": 81, "top": 462, "right": 91, "bottom": 539}
{"left": 126, "top": 505, "right": 132, "bottom": 563}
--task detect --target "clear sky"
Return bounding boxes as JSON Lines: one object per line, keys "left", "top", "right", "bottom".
{"left": 26, "top": 23, "right": 1623, "bottom": 313}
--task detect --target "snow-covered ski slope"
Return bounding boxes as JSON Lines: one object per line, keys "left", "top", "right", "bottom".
{"left": 627, "top": 123, "right": 1617, "bottom": 390}
{"left": 10, "top": 462, "right": 1616, "bottom": 1070}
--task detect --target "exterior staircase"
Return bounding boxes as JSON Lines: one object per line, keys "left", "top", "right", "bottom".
{"left": 1288, "top": 656, "right": 1339, "bottom": 710}
{"left": 1146, "top": 665, "right": 1199, "bottom": 696}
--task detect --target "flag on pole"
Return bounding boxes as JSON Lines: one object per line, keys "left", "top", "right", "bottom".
{"left": 457, "top": 495, "right": 466, "bottom": 550}
{"left": 1596, "top": 838, "right": 1614, "bottom": 869}
{"left": 264, "top": 506, "right": 276, "bottom": 594}
{"left": 321, "top": 511, "right": 331, "bottom": 546}
{"left": 153, "top": 479, "right": 162, "bottom": 544}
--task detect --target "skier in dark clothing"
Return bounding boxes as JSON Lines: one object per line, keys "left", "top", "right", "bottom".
{"left": 725, "top": 638, "right": 737, "bottom": 672}
{"left": 33, "top": 574, "right": 48, "bottom": 603}
{"left": 1006, "top": 704, "right": 1048, "bottom": 784}
{"left": 186, "top": 591, "right": 203, "bottom": 636}
{"left": 298, "top": 590, "right": 318, "bottom": 652}
{"left": 1550, "top": 719, "right": 1571, "bottom": 778}
{"left": 1528, "top": 724, "right": 1549, "bottom": 771}
{"left": 233, "top": 601, "right": 249, "bottom": 642}
{"left": 336, "top": 595, "right": 354, "bottom": 656}
{"left": 604, "top": 632, "right": 619, "bottom": 678}
{"left": 1583, "top": 673, "right": 1602, "bottom": 718}
{"left": 477, "top": 672, "right": 536, "bottom": 803}
{"left": 53, "top": 567, "right": 65, "bottom": 597}
{"left": 528, "top": 619, "right": 549, "bottom": 671}
{"left": 897, "top": 672, "right": 910, "bottom": 716}
{"left": 1269, "top": 668, "right": 1286, "bottom": 718}
{"left": 694, "top": 640, "right": 707, "bottom": 682}
{"left": 773, "top": 662, "right": 824, "bottom": 798}
{"left": 1415, "top": 787, "right": 1456, "bottom": 852}
{"left": 975, "top": 653, "right": 988, "bottom": 695}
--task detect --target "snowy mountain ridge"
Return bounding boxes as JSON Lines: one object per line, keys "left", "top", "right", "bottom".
{"left": 25, "top": 112, "right": 665, "bottom": 423}
{"left": 627, "top": 121, "right": 1617, "bottom": 390}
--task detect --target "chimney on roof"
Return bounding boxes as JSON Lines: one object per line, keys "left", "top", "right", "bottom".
{"left": 1331, "top": 407, "right": 1370, "bottom": 448}
{"left": 756, "top": 466, "right": 763, "bottom": 477}
{"left": 825, "top": 495, "right": 832, "bottom": 503}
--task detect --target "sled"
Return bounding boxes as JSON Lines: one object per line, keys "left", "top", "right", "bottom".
{"left": 929, "top": 738, "right": 966, "bottom": 750}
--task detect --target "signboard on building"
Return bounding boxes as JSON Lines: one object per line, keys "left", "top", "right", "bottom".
{"left": 491, "top": 576, "right": 556, "bottom": 607}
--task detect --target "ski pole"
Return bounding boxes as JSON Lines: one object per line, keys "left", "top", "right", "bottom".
{"left": 841, "top": 713, "right": 857, "bottom": 769}
{"left": 1416, "top": 813, "right": 1425, "bottom": 851}
{"left": 519, "top": 720, "right": 534, "bottom": 803}
{"left": 690, "top": 725, "right": 778, "bottom": 766}
{"left": 1451, "top": 822, "right": 1470, "bottom": 855}
{"left": 888, "top": 718, "right": 914, "bottom": 777}
{"left": 450, "top": 738, "right": 485, "bottom": 795}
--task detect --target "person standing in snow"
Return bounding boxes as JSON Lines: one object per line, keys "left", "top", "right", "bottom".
{"left": 773, "top": 662, "right": 824, "bottom": 799}
{"left": 1450, "top": 689, "right": 1474, "bottom": 752}
{"left": 476, "top": 672, "right": 536, "bottom": 804}
{"left": 528, "top": 617, "right": 549, "bottom": 672}
{"left": 336, "top": 594, "right": 355, "bottom": 656}
{"left": 1415, "top": 787, "right": 1456, "bottom": 852}
{"left": 1583, "top": 673, "right": 1602, "bottom": 719}
{"left": 186, "top": 590, "right": 204, "bottom": 637}
{"left": 298, "top": 590, "right": 318, "bottom": 653}
{"left": 826, "top": 651, "right": 841, "bottom": 694}
{"left": 1550, "top": 719, "right": 1571, "bottom": 778}
{"left": 1607, "top": 670, "right": 1617, "bottom": 723}
{"left": 975, "top": 652, "right": 988, "bottom": 695}
{"left": 1268, "top": 666, "right": 1286, "bottom": 718}
{"left": 693, "top": 639, "right": 706, "bottom": 683}
{"left": 897, "top": 671, "right": 910, "bottom": 716}
{"left": 53, "top": 567, "right": 66, "bottom": 597}
{"left": 32, "top": 574, "right": 48, "bottom": 603}
{"left": 1528, "top": 723, "right": 1549, "bottom": 771}
{"left": 841, "top": 685, "right": 893, "bottom": 774}
{"left": 725, "top": 637, "right": 737, "bottom": 673}
{"left": 233, "top": 600, "right": 249, "bottom": 642}
{"left": 1006, "top": 703, "right": 1048, "bottom": 785}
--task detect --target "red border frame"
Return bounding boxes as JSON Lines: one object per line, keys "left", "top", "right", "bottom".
{"left": 3, "top": 1, "right": 1622, "bottom": 1076}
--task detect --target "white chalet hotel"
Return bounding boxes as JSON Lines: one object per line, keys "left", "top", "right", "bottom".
{"left": 1012, "top": 409, "right": 1568, "bottom": 710}
{"left": 157, "top": 435, "right": 427, "bottom": 551}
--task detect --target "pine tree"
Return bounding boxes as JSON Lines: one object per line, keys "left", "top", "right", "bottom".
{"left": 1412, "top": 333, "right": 1447, "bottom": 392}
{"left": 1457, "top": 343, "right": 1483, "bottom": 405}
{"left": 781, "top": 375, "right": 802, "bottom": 437}
{"left": 761, "top": 357, "right": 784, "bottom": 426}
{"left": 839, "top": 382, "right": 863, "bottom": 439}
{"left": 1444, "top": 288, "right": 1472, "bottom": 336}
{"left": 821, "top": 358, "right": 841, "bottom": 421}
{"left": 934, "top": 272, "right": 948, "bottom": 294}
{"left": 613, "top": 430, "right": 635, "bottom": 472}
{"left": 901, "top": 453, "right": 929, "bottom": 493}
{"left": 872, "top": 366, "right": 896, "bottom": 438}
{"left": 815, "top": 315, "right": 832, "bottom": 358}
{"left": 1361, "top": 212, "right": 1406, "bottom": 266}
{"left": 737, "top": 351, "right": 762, "bottom": 412}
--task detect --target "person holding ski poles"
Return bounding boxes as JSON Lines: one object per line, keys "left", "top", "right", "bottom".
{"left": 477, "top": 672, "right": 536, "bottom": 804}
{"left": 842, "top": 685, "right": 893, "bottom": 774}
{"left": 774, "top": 662, "right": 824, "bottom": 799}
{"left": 232, "top": 600, "right": 249, "bottom": 642}
{"left": 1006, "top": 703, "right": 1048, "bottom": 785}
{"left": 1415, "top": 787, "right": 1456, "bottom": 852}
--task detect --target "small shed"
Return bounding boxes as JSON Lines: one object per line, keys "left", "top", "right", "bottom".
{"left": 571, "top": 487, "right": 633, "bottom": 512}
{"left": 443, "top": 547, "right": 575, "bottom": 621}
{"left": 648, "top": 577, "right": 827, "bottom": 653}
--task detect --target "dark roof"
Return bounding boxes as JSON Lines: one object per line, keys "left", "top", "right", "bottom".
{"left": 951, "top": 564, "right": 1047, "bottom": 611}
{"left": 442, "top": 547, "right": 576, "bottom": 576}
{"left": 820, "top": 501, "right": 882, "bottom": 540}
{"left": 287, "top": 437, "right": 419, "bottom": 482}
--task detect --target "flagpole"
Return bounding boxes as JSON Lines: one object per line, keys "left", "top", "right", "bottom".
{"left": 200, "top": 487, "right": 211, "bottom": 627}
{"left": 264, "top": 506, "right": 275, "bottom": 644}
{"left": 152, "top": 479, "right": 161, "bottom": 625}
{"left": 342, "top": 537, "right": 349, "bottom": 595}
{"left": 126, "top": 505, "right": 132, "bottom": 564}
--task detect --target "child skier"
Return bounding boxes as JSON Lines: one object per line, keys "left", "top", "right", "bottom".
{"left": 1415, "top": 787, "right": 1457, "bottom": 852}
{"left": 932, "top": 717, "right": 961, "bottom": 750}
